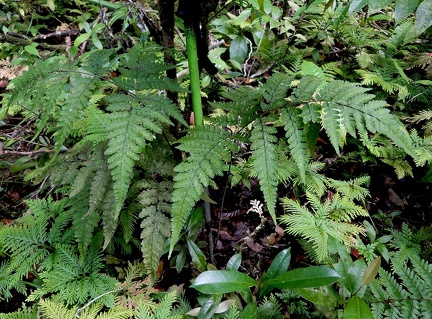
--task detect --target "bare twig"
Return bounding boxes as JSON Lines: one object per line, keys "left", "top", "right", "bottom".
{"left": 0, "top": 149, "right": 56, "bottom": 156}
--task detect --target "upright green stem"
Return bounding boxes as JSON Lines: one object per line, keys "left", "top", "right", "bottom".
{"left": 184, "top": 20, "right": 215, "bottom": 263}
{"left": 184, "top": 22, "right": 204, "bottom": 128}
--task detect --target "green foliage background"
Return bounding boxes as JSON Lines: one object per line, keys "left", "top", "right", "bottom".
{"left": 0, "top": 0, "right": 432, "bottom": 317}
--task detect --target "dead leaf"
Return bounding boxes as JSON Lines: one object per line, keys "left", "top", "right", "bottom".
{"left": 246, "top": 238, "right": 262, "bottom": 252}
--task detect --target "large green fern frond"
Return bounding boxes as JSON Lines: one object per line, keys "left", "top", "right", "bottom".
{"left": 170, "top": 125, "right": 238, "bottom": 253}
{"left": 250, "top": 118, "right": 279, "bottom": 222}
{"left": 312, "top": 79, "right": 414, "bottom": 157}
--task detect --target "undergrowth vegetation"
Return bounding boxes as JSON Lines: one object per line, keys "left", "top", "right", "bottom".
{"left": 0, "top": 0, "right": 432, "bottom": 318}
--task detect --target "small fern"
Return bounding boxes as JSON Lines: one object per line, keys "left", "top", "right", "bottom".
{"left": 0, "top": 198, "right": 117, "bottom": 307}
{"left": 280, "top": 191, "right": 368, "bottom": 262}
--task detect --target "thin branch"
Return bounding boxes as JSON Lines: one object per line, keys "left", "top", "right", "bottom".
{"left": 75, "top": 288, "right": 122, "bottom": 318}
{"left": 0, "top": 149, "right": 56, "bottom": 156}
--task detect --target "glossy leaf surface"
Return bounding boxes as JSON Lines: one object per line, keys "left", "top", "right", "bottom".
{"left": 191, "top": 270, "right": 257, "bottom": 294}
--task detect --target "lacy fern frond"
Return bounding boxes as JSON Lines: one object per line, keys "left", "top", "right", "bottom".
{"left": 39, "top": 299, "right": 135, "bottom": 319}
{"left": 28, "top": 243, "right": 117, "bottom": 307}
{"left": 262, "top": 72, "right": 293, "bottom": 110}
{"left": 0, "top": 198, "right": 73, "bottom": 298}
{"left": 103, "top": 92, "right": 180, "bottom": 216}
{"left": 136, "top": 291, "right": 182, "bottom": 319}
{"left": 139, "top": 181, "right": 172, "bottom": 281}
{"left": 2, "top": 56, "right": 68, "bottom": 121}
{"left": 326, "top": 176, "right": 370, "bottom": 201}
{"left": 280, "top": 192, "right": 367, "bottom": 262}
{"left": 369, "top": 254, "right": 432, "bottom": 319}
{"left": 170, "top": 125, "right": 238, "bottom": 252}
{"left": 0, "top": 307, "right": 34, "bottom": 319}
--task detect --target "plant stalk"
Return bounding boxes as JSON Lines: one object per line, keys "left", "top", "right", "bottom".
{"left": 183, "top": 20, "right": 214, "bottom": 263}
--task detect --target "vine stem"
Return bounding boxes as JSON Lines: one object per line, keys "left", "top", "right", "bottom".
{"left": 183, "top": 20, "right": 214, "bottom": 262}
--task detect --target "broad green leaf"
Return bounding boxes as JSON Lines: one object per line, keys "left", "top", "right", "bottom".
{"left": 215, "top": 300, "right": 236, "bottom": 314}
{"left": 368, "top": 0, "right": 393, "bottom": 11}
{"left": 293, "top": 286, "right": 343, "bottom": 318}
{"left": 262, "top": 266, "right": 340, "bottom": 293}
{"left": 342, "top": 296, "right": 374, "bottom": 319}
{"left": 348, "top": 0, "right": 368, "bottom": 14}
{"left": 261, "top": 248, "right": 291, "bottom": 281}
{"left": 186, "top": 308, "right": 201, "bottom": 317}
{"left": 241, "top": 303, "right": 258, "bottom": 319}
{"left": 24, "top": 44, "right": 40, "bottom": 57}
{"left": 226, "top": 253, "right": 242, "bottom": 271}
{"left": 415, "top": 0, "right": 432, "bottom": 35}
{"left": 324, "top": 0, "right": 335, "bottom": 12}
{"left": 263, "top": 0, "right": 272, "bottom": 14}
{"left": 395, "top": 0, "right": 419, "bottom": 24}
{"left": 260, "top": 248, "right": 291, "bottom": 297}
{"left": 74, "top": 33, "right": 91, "bottom": 47}
{"left": 361, "top": 256, "right": 381, "bottom": 287}
{"left": 334, "top": 257, "right": 366, "bottom": 294}
{"left": 229, "top": 35, "right": 249, "bottom": 64}
{"left": 187, "top": 239, "right": 207, "bottom": 271}
{"left": 46, "top": 0, "right": 56, "bottom": 11}
{"left": 191, "top": 270, "right": 257, "bottom": 294}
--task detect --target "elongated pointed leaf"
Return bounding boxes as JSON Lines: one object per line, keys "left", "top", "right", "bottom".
{"left": 187, "top": 238, "right": 207, "bottom": 271}
{"left": 191, "top": 270, "right": 257, "bottom": 294}
{"left": 262, "top": 266, "right": 340, "bottom": 293}
{"left": 342, "top": 296, "right": 374, "bottom": 319}
{"left": 395, "top": 0, "right": 419, "bottom": 23}
{"left": 226, "top": 253, "right": 242, "bottom": 271}
{"left": 260, "top": 248, "right": 292, "bottom": 297}
{"left": 198, "top": 294, "right": 222, "bottom": 319}
{"left": 415, "top": 0, "right": 432, "bottom": 35}
{"left": 262, "top": 248, "right": 291, "bottom": 281}
{"left": 361, "top": 256, "right": 381, "bottom": 287}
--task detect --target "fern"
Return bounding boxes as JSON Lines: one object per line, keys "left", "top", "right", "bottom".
{"left": 170, "top": 125, "right": 238, "bottom": 252}
{"left": 4, "top": 43, "right": 187, "bottom": 253}
{"left": 28, "top": 243, "right": 117, "bottom": 306}
{"left": 250, "top": 119, "right": 280, "bottom": 222}
{"left": 0, "top": 307, "right": 35, "bottom": 319}
{"left": 139, "top": 180, "right": 172, "bottom": 281}
{"left": 0, "top": 198, "right": 72, "bottom": 300}
{"left": 369, "top": 255, "right": 432, "bottom": 319}
{"left": 223, "top": 304, "right": 241, "bottom": 319}
{"left": 0, "top": 198, "right": 118, "bottom": 307}
{"left": 280, "top": 191, "right": 368, "bottom": 262}
{"left": 136, "top": 291, "right": 183, "bottom": 319}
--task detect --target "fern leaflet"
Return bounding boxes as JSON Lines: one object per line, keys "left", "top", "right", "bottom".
{"left": 170, "top": 125, "right": 238, "bottom": 253}
{"left": 250, "top": 118, "right": 280, "bottom": 222}
{"left": 139, "top": 181, "right": 172, "bottom": 281}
